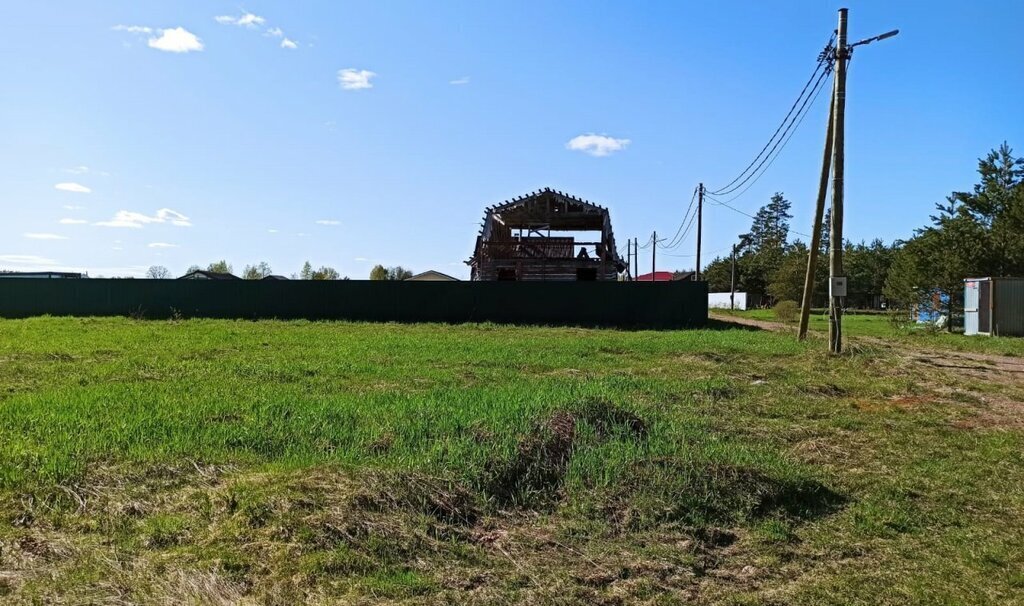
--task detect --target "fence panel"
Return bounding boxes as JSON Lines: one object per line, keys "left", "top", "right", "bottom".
{"left": 0, "top": 279, "right": 707, "bottom": 328}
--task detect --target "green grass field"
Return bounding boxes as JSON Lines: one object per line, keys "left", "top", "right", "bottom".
{"left": 719, "top": 307, "right": 1024, "bottom": 357}
{"left": 1, "top": 317, "right": 1022, "bottom": 604}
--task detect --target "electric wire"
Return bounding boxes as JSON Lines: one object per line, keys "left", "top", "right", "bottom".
{"left": 662, "top": 186, "right": 699, "bottom": 249}
{"left": 709, "top": 57, "right": 833, "bottom": 199}
{"left": 709, "top": 35, "right": 836, "bottom": 197}
{"left": 705, "top": 192, "right": 813, "bottom": 240}
{"left": 636, "top": 35, "right": 836, "bottom": 261}
{"left": 707, "top": 65, "right": 832, "bottom": 207}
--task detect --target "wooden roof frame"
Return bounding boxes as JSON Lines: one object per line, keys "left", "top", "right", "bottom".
{"left": 469, "top": 187, "right": 626, "bottom": 272}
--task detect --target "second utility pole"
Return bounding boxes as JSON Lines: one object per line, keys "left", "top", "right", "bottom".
{"left": 828, "top": 8, "right": 849, "bottom": 354}
{"left": 651, "top": 231, "right": 657, "bottom": 281}
{"left": 626, "top": 239, "right": 632, "bottom": 280}
{"left": 633, "top": 237, "right": 638, "bottom": 279}
{"left": 695, "top": 183, "right": 704, "bottom": 281}
{"left": 798, "top": 52, "right": 837, "bottom": 340}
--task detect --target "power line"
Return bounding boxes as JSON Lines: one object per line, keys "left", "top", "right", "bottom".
{"left": 662, "top": 200, "right": 701, "bottom": 251}
{"left": 704, "top": 192, "right": 813, "bottom": 240}
{"left": 709, "top": 36, "right": 836, "bottom": 197}
{"left": 662, "top": 186, "right": 699, "bottom": 249}
{"left": 706, "top": 65, "right": 833, "bottom": 206}
{"left": 662, "top": 245, "right": 731, "bottom": 259}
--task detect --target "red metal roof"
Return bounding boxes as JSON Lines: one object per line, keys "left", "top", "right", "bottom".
{"left": 635, "top": 271, "right": 674, "bottom": 282}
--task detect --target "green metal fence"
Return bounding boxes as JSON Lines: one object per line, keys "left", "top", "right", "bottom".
{"left": 0, "top": 279, "right": 707, "bottom": 328}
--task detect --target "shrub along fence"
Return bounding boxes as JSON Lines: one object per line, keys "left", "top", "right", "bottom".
{"left": 0, "top": 279, "right": 707, "bottom": 328}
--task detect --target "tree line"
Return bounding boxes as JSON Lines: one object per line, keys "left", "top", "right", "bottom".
{"left": 700, "top": 142, "right": 1023, "bottom": 321}
{"left": 144, "top": 261, "right": 419, "bottom": 280}
{"left": 884, "top": 143, "right": 1024, "bottom": 321}
{"left": 702, "top": 193, "right": 896, "bottom": 309}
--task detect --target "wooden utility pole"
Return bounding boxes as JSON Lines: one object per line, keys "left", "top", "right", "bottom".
{"left": 730, "top": 244, "right": 738, "bottom": 310}
{"left": 798, "top": 59, "right": 837, "bottom": 340}
{"left": 828, "top": 8, "right": 849, "bottom": 354}
{"left": 626, "top": 239, "right": 632, "bottom": 280}
{"left": 695, "top": 183, "right": 704, "bottom": 281}
{"left": 633, "top": 237, "right": 638, "bottom": 279}
{"left": 651, "top": 231, "right": 657, "bottom": 281}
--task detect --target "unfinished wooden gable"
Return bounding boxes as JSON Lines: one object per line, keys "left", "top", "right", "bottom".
{"left": 468, "top": 188, "right": 627, "bottom": 281}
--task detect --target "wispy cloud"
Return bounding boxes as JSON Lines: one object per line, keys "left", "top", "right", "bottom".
{"left": 95, "top": 209, "right": 192, "bottom": 229}
{"left": 62, "top": 205, "right": 86, "bottom": 211}
{"left": 267, "top": 229, "right": 279, "bottom": 233}
{"left": 24, "top": 233, "right": 68, "bottom": 240}
{"left": 566, "top": 134, "right": 631, "bottom": 157}
{"left": 449, "top": 76, "right": 470, "bottom": 85}
{"left": 59, "top": 218, "right": 89, "bottom": 225}
{"left": 219, "top": 14, "right": 298, "bottom": 49}
{"left": 338, "top": 68, "right": 375, "bottom": 90}
{"left": 63, "top": 166, "right": 110, "bottom": 177}
{"left": 0, "top": 254, "right": 59, "bottom": 267}
{"left": 55, "top": 182, "right": 91, "bottom": 194}
{"left": 214, "top": 12, "right": 265, "bottom": 27}
{"left": 315, "top": 219, "right": 341, "bottom": 225}
{"left": 112, "top": 25, "right": 152, "bottom": 34}
{"left": 147, "top": 242, "right": 179, "bottom": 248}
{"left": 354, "top": 257, "right": 369, "bottom": 262}
{"left": 148, "top": 27, "right": 204, "bottom": 53}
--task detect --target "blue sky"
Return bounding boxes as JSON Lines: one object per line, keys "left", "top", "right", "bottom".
{"left": 2, "top": 1, "right": 1022, "bottom": 278}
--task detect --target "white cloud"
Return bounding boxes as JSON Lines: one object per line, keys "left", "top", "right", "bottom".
{"left": 315, "top": 219, "right": 340, "bottom": 225}
{"left": 0, "top": 254, "right": 58, "bottom": 266}
{"left": 113, "top": 25, "right": 152, "bottom": 34}
{"left": 214, "top": 12, "right": 265, "bottom": 27}
{"left": 265, "top": 27, "right": 284, "bottom": 37}
{"left": 59, "top": 218, "right": 89, "bottom": 225}
{"left": 566, "top": 134, "right": 631, "bottom": 157}
{"left": 267, "top": 229, "right": 279, "bottom": 233}
{"left": 449, "top": 76, "right": 470, "bottom": 85}
{"left": 62, "top": 205, "right": 86, "bottom": 211}
{"left": 147, "top": 242, "right": 178, "bottom": 248}
{"left": 338, "top": 68, "right": 375, "bottom": 90}
{"left": 354, "top": 257, "right": 369, "bottom": 262}
{"left": 148, "top": 27, "right": 204, "bottom": 53}
{"left": 280, "top": 38, "right": 298, "bottom": 50}
{"left": 63, "top": 166, "right": 110, "bottom": 177}
{"left": 24, "top": 233, "right": 68, "bottom": 240}
{"left": 95, "top": 208, "right": 192, "bottom": 229}
{"left": 55, "top": 182, "right": 91, "bottom": 193}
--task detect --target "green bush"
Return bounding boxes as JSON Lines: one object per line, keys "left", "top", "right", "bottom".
{"left": 774, "top": 300, "right": 799, "bottom": 323}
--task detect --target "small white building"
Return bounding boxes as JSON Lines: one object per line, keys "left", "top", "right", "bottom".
{"left": 708, "top": 292, "right": 752, "bottom": 310}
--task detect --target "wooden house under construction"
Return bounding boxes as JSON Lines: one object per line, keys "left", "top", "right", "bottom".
{"left": 468, "top": 188, "right": 627, "bottom": 281}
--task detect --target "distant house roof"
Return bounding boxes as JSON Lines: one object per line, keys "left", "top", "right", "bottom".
{"left": 177, "top": 270, "right": 240, "bottom": 280}
{"left": 0, "top": 271, "right": 85, "bottom": 279}
{"left": 635, "top": 271, "right": 675, "bottom": 282}
{"left": 261, "top": 275, "right": 290, "bottom": 280}
{"left": 672, "top": 271, "right": 696, "bottom": 281}
{"left": 405, "top": 270, "right": 459, "bottom": 281}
